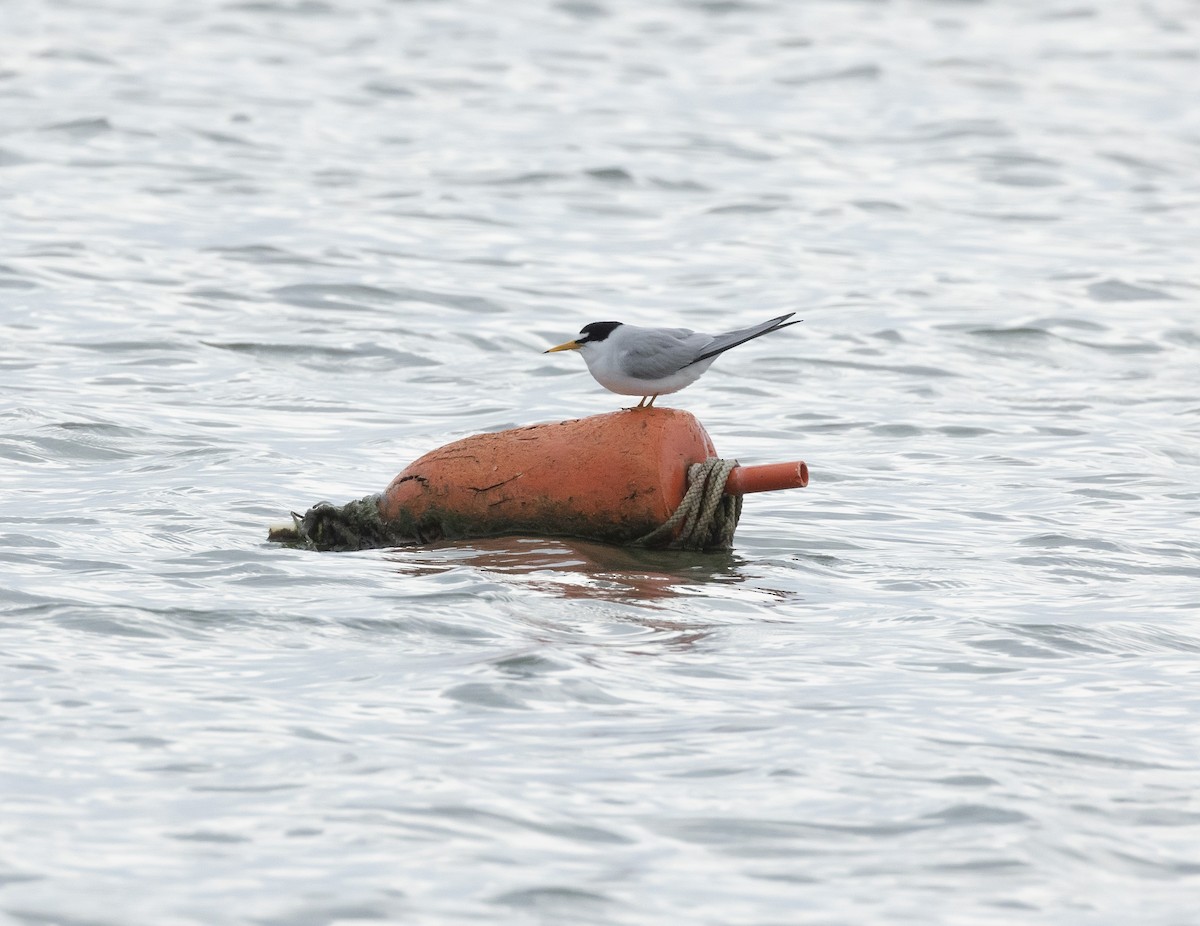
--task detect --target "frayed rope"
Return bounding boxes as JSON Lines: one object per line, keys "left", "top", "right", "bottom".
{"left": 632, "top": 457, "right": 742, "bottom": 552}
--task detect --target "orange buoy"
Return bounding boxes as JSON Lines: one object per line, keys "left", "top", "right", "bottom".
{"left": 271, "top": 408, "right": 808, "bottom": 551}
{"left": 380, "top": 408, "right": 713, "bottom": 544}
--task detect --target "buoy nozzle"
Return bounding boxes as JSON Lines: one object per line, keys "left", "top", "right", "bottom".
{"left": 724, "top": 461, "right": 808, "bottom": 495}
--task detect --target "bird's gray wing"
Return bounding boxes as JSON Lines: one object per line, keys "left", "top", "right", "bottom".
{"left": 619, "top": 327, "right": 711, "bottom": 380}
{"left": 689, "top": 312, "right": 801, "bottom": 365}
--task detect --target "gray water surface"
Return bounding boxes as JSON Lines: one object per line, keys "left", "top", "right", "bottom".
{"left": 3, "top": 1, "right": 1199, "bottom": 924}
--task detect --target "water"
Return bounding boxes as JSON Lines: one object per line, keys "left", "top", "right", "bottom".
{"left": 3, "top": 0, "right": 1199, "bottom": 923}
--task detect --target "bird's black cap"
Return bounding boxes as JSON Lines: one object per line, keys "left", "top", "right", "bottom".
{"left": 578, "top": 321, "right": 622, "bottom": 343}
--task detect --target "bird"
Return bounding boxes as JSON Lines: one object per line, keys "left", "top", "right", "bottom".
{"left": 544, "top": 312, "right": 802, "bottom": 408}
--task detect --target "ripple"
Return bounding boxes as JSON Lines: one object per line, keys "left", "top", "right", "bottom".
{"left": 472, "top": 170, "right": 569, "bottom": 185}
{"left": 706, "top": 202, "right": 781, "bottom": 214}
{"left": 191, "top": 128, "right": 255, "bottom": 147}
{"left": 443, "top": 682, "right": 530, "bottom": 710}
{"left": 1087, "top": 279, "right": 1175, "bottom": 302}
{"left": 779, "top": 64, "right": 881, "bottom": 86}
{"left": 902, "top": 118, "right": 1013, "bottom": 143}
{"left": 492, "top": 886, "right": 612, "bottom": 911}
{"left": 38, "top": 117, "right": 113, "bottom": 138}
{"left": 266, "top": 283, "right": 402, "bottom": 309}
{"left": 554, "top": 1, "right": 610, "bottom": 19}
{"left": 0, "top": 148, "right": 33, "bottom": 168}
{"left": 205, "top": 245, "right": 330, "bottom": 266}
{"left": 224, "top": 0, "right": 335, "bottom": 14}
{"left": 922, "top": 804, "right": 1029, "bottom": 826}
{"left": 964, "top": 325, "right": 1054, "bottom": 340}
{"left": 202, "top": 340, "right": 438, "bottom": 369}
{"left": 363, "top": 79, "right": 416, "bottom": 98}
{"left": 270, "top": 283, "right": 504, "bottom": 314}
{"left": 584, "top": 166, "right": 634, "bottom": 183}
{"left": 852, "top": 199, "right": 906, "bottom": 213}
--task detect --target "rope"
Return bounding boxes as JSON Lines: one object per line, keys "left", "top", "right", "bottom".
{"left": 633, "top": 457, "right": 743, "bottom": 552}
{"left": 271, "top": 494, "right": 415, "bottom": 552}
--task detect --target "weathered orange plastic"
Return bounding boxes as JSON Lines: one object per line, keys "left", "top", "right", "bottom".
{"left": 377, "top": 408, "right": 719, "bottom": 544}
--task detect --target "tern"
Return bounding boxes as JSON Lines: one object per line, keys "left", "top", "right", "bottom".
{"left": 544, "top": 312, "right": 802, "bottom": 407}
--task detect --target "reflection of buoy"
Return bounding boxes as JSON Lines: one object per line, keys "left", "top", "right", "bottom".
{"left": 269, "top": 409, "right": 808, "bottom": 552}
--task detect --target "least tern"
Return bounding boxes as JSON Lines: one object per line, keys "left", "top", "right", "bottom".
{"left": 545, "top": 312, "right": 802, "bottom": 407}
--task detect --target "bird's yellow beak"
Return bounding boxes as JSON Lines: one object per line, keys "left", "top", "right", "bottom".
{"left": 544, "top": 340, "right": 581, "bottom": 353}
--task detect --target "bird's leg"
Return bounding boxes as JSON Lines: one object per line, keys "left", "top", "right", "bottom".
{"left": 645, "top": 395, "right": 658, "bottom": 408}
{"left": 636, "top": 397, "right": 647, "bottom": 408}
